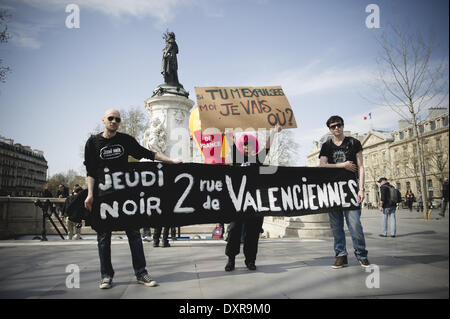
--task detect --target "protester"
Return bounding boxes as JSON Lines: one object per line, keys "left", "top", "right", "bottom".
{"left": 224, "top": 125, "right": 281, "bottom": 272}
{"left": 319, "top": 115, "right": 370, "bottom": 268}
{"left": 142, "top": 227, "right": 152, "bottom": 242}
{"left": 63, "top": 185, "right": 84, "bottom": 240}
{"left": 84, "top": 108, "right": 181, "bottom": 289}
{"left": 378, "top": 178, "right": 398, "bottom": 238}
{"left": 440, "top": 178, "right": 449, "bottom": 217}
{"left": 405, "top": 189, "right": 415, "bottom": 212}
{"left": 153, "top": 226, "right": 170, "bottom": 247}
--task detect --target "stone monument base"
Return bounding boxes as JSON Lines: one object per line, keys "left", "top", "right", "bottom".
{"left": 263, "top": 214, "right": 332, "bottom": 239}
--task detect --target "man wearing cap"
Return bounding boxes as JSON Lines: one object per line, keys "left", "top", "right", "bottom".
{"left": 378, "top": 177, "right": 397, "bottom": 238}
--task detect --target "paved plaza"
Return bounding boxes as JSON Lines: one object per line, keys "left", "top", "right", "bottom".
{"left": 0, "top": 208, "right": 448, "bottom": 299}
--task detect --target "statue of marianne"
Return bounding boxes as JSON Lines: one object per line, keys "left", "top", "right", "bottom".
{"left": 161, "top": 31, "right": 180, "bottom": 87}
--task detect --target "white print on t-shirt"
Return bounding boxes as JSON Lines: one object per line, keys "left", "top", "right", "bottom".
{"left": 332, "top": 150, "right": 346, "bottom": 164}
{"left": 100, "top": 144, "right": 125, "bottom": 160}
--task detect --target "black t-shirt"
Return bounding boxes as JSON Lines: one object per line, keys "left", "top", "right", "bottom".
{"left": 319, "top": 136, "right": 362, "bottom": 176}
{"left": 84, "top": 132, "right": 156, "bottom": 178}
{"left": 319, "top": 136, "right": 362, "bottom": 164}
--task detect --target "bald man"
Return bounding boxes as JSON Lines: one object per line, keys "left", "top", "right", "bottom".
{"left": 84, "top": 109, "right": 180, "bottom": 289}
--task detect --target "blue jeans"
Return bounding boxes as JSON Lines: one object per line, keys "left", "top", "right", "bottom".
{"left": 97, "top": 229, "right": 148, "bottom": 279}
{"left": 328, "top": 209, "right": 368, "bottom": 260}
{"left": 382, "top": 207, "right": 396, "bottom": 236}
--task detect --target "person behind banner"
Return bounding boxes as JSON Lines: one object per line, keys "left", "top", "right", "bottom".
{"left": 319, "top": 115, "right": 370, "bottom": 269}
{"left": 224, "top": 125, "right": 281, "bottom": 272}
{"left": 84, "top": 108, "right": 181, "bottom": 289}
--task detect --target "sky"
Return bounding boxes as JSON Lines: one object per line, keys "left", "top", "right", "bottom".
{"left": 0, "top": 0, "right": 448, "bottom": 176}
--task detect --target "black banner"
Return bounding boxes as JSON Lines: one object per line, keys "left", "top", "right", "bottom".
{"left": 89, "top": 162, "right": 360, "bottom": 231}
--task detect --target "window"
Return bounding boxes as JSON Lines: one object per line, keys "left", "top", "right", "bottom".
{"left": 428, "top": 179, "right": 434, "bottom": 199}
{"left": 419, "top": 124, "right": 424, "bottom": 134}
{"left": 430, "top": 121, "right": 436, "bottom": 130}
{"left": 443, "top": 116, "right": 449, "bottom": 127}
{"left": 406, "top": 181, "right": 411, "bottom": 190}
{"left": 436, "top": 138, "right": 441, "bottom": 149}
{"left": 408, "top": 128, "right": 413, "bottom": 138}
{"left": 399, "top": 131, "right": 404, "bottom": 140}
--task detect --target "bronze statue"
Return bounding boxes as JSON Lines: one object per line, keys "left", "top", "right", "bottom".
{"left": 153, "top": 31, "right": 189, "bottom": 98}
{"left": 161, "top": 31, "right": 180, "bottom": 86}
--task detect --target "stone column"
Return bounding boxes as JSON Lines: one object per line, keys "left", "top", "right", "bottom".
{"left": 142, "top": 85, "right": 195, "bottom": 162}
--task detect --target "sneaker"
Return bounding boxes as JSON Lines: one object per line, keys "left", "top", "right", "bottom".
{"left": 332, "top": 256, "right": 348, "bottom": 269}
{"left": 358, "top": 258, "right": 371, "bottom": 268}
{"left": 245, "top": 260, "right": 257, "bottom": 271}
{"left": 225, "top": 258, "right": 235, "bottom": 272}
{"left": 142, "top": 236, "right": 151, "bottom": 242}
{"left": 99, "top": 277, "right": 112, "bottom": 289}
{"left": 137, "top": 274, "right": 158, "bottom": 287}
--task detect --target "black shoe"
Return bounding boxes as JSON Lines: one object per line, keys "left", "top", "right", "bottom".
{"left": 225, "top": 258, "right": 235, "bottom": 272}
{"left": 379, "top": 234, "right": 387, "bottom": 237}
{"left": 245, "top": 260, "right": 257, "bottom": 271}
{"left": 153, "top": 241, "right": 160, "bottom": 247}
{"left": 163, "top": 241, "right": 171, "bottom": 247}
{"left": 391, "top": 235, "right": 396, "bottom": 238}
{"left": 358, "top": 258, "right": 371, "bottom": 268}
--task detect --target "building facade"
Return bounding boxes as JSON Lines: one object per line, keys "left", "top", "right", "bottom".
{"left": 0, "top": 136, "right": 48, "bottom": 197}
{"left": 307, "top": 108, "right": 449, "bottom": 207}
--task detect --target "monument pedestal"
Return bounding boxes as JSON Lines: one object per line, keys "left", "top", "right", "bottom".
{"left": 263, "top": 214, "right": 332, "bottom": 239}
{"left": 142, "top": 85, "right": 194, "bottom": 161}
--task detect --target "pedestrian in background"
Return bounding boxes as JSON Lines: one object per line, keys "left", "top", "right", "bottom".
{"left": 440, "top": 178, "right": 449, "bottom": 217}
{"left": 63, "top": 185, "right": 84, "bottom": 240}
{"left": 405, "top": 189, "right": 415, "bottom": 212}
{"left": 378, "top": 178, "right": 398, "bottom": 238}
{"left": 416, "top": 190, "right": 423, "bottom": 212}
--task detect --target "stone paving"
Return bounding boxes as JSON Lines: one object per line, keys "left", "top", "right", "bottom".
{"left": 0, "top": 208, "right": 448, "bottom": 299}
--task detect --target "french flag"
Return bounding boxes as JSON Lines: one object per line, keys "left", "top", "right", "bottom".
{"left": 364, "top": 112, "right": 372, "bottom": 120}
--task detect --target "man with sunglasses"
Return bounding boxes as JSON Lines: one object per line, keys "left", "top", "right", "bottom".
{"left": 319, "top": 115, "right": 370, "bottom": 269}
{"left": 84, "top": 109, "right": 181, "bottom": 289}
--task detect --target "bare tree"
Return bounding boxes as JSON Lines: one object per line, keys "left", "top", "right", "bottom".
{"left": 266, "top": 129, "right": 300, "bottom": 166}
{"left": 372, "top": 24, "right": 449, "bottom": 212}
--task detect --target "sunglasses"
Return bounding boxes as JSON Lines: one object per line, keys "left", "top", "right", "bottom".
{"left": 107, "top": 116, "right": 121, "bottom": 123}
{"left": 329, "top": 123, "right": 343, "bottom": 130}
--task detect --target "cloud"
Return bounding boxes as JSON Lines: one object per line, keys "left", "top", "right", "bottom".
{"left": 263, "top": 60, "right": 375, "bottom": 97}
{"left": 8, "top": 21, "right": 49, "bottom": 49}
{"left": 22, "top": 0, "right": 196, "bottom": 25}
